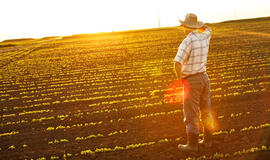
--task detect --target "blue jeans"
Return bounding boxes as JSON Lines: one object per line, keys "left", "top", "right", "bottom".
{"left": 182, "top": 72, "right": 213, "bottom": 135}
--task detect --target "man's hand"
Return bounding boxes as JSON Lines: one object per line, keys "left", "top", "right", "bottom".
{"left": 174, "top": 62, "right": 182, "bottom": 80}
{"left": 198, "top": 24, "right": 209, "bottom": 32}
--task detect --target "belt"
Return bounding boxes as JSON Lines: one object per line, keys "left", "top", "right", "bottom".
{"left": 182, "top": 72, "right": 206, "bottom": 80}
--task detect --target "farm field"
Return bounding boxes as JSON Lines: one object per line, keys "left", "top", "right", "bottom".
{"left": 0, "top": 17, "right": 270, "bottom": 160}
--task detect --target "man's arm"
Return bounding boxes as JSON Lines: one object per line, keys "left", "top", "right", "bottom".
{"left": 199, "top": 24, "right": 210, "bottom": 32}
{"left": 174, "top": 62, "right": 182, "bottom": 79}
{"left": 173, "top": 36, "right": 191, "bottom": 80}
{"left": 199, "top": 25, "right": 211, "bottom": 39}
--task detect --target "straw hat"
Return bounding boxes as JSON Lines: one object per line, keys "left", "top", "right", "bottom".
{"left": 179, "top": 13, "right": 204, "bottom": 29}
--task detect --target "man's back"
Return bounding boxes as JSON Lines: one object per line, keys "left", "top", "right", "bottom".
{"left": 174, "top": 27, "right": 211, "bottom": 78}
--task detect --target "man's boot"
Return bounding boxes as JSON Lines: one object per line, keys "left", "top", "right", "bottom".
{"left": 178, "top": 133, "right": 199, "bottom": 153}
{"left": 199, "top": 128, "right": 212, "bottom": 148}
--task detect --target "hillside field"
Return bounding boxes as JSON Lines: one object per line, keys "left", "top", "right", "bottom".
{"left": 0, "top": 17, "right": 270, "bottom": 160}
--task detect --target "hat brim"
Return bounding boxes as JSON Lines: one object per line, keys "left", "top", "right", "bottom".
{"left": 179, "top": 20, "right": 204, "bottom": 29}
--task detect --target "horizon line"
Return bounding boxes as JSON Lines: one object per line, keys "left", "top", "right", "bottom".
{"left": 1, "top": 16, "right": 270, "bottom": 43}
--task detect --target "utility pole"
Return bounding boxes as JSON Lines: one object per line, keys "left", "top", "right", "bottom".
{"left": 234, "top": 8, "right": 237, "bottom": 20}
{"left": 158, "top": 11, "right": 161, "bottom": 28}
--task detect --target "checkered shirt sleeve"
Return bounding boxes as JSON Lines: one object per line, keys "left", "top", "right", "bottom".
{"left": 174, "top": 38, "right": 191, "bottom": 65}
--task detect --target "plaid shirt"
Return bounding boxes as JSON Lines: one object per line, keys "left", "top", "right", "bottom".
{"left": 174, "top": 27, "right": 211, "bottom": 78}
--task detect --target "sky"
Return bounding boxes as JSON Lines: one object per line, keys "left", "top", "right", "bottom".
{"left": 0, "top": 0, "right": 270, "bottom": 42}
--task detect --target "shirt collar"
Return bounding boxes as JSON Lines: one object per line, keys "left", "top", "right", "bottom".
{"left": 189, "top": 31, "right": 201, "bottom": 39}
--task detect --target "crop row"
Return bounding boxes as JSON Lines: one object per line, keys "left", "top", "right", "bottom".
{"left": 182, "top": 145, "right": 270, "bottom": 160}
{"left": 1, "top": 96, "right": 269, "bottom": 133}
{"left": 43, "top": 105, "right": 270, "bottom": 133}
{"left": 1, "top": 73, "right": 268, "bottom": 116}
{"left": 0, "top": 59, "right": 268, "bottom": 96}
{"left": 9, "top": 121, "right": 268, "bottom": 160}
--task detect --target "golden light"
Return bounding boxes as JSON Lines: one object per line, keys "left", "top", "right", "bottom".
{"left": 165, "top": 79, "right": 190, "bottom": 105}
{"left": 1, "top": 0, "right": 270, "bottom": 41}
{"left": 203, "top": 110, "right": 218, "bottom": 132}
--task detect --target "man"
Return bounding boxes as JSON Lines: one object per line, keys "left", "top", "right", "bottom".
{"left": 174, "top": 13, "right": 214, "bottom": 153}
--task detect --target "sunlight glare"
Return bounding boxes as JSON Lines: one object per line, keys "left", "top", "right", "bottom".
{"left": 0, "top": 0, "right": 270, "bottom": 41}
